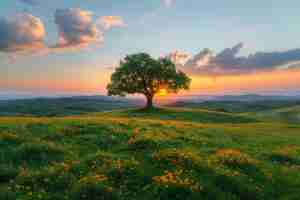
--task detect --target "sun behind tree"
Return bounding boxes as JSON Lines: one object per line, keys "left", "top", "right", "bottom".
{"left": 107, "top": 53, "right": 191, "bottom": 109}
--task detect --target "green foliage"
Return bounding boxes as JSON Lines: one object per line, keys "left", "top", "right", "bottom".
{"left": 128, "top": 138, "right": 159, "bottom": 151}
{"left": 107, "top": 53, "right": 191, "bottom": 108}
{"left": 269, "top": 146, "right": 300, "bottom": 165}
{"left": 0, "top": 165, "right": 18, "bottom": 183}
{"left": 0, "top": 131, "right": 23, "bottom": 146}
{"left": 0, "top": 187, "right": 17, "bottom": 200}
{"left": 214, "top": 149, "right": 257, "bottom": 169}
{"left": 15, "top": 164, "right": 76, "bottom": 193}
{"left": 152, "top": 148, "right": 202, "bottom": 169}
{"left": 15, "top": 141, "right": 65, "bottom": 165}
{"left": 71, "top": 176, "right": 117, "bottom": 200}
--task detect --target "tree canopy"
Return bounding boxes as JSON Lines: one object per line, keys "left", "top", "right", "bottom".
{"left": 107, "top": 53, "right": 191, "bottom": 108}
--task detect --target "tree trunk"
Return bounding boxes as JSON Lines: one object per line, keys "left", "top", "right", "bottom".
{"left": 145, "top": 94, "right": 154, "bottom": 109}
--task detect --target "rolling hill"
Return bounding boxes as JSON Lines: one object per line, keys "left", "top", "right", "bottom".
{"left": 0, "top": 96, "right": 142, "bottom": 117}
{"left": 253, "top": 105, "right": 300, "bottom": 123}
{"left": 0, "top": 107, "right": 300, "bottom": 200}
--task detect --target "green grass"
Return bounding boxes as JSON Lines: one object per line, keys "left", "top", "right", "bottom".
{"left": 0, "top": 108, "right": 300, "bottom": 199}
{"left": 106, "top": 107, "right": 258, "bottom": 123}
{"left": 169, "top": 100, "right": 300, "bottom": 114}
{"left": 252, "top": 105, "right": 300, "bottom": 123}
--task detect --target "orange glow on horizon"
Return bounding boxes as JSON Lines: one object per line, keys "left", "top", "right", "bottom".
{"left": 189, "top": 69, "right": 300, "bottom": 95}
{"left": 1, "top": 69, "right": 300, "bottom": 95}
{"left": 157, "top": 88, "right": 168, "bottom": 96}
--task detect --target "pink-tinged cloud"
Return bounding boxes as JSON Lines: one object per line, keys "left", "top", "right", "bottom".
{"left": 0, "top": 9, "right": 126, "bottom": 57}
{"left": 162, "top": 0, "right": 175, "bottom": 8}
{"left": 0, "top": 13, "right": 46, "bottom": 53}
{"left": 166, "top": 50, "right": 191, "bottom": 65}
{"left": 53, "top": 8, "right": 102, "bottom": 50}
{"left": 98, "top": 16, "right": 126, "bottom": 30}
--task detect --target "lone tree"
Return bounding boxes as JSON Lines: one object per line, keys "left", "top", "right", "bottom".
{"left": 107, "top": 53, "right": 191, "bottom": 109}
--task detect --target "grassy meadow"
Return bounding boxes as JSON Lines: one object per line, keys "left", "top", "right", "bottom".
{"left": 0, "top": 107, "right": 300, "bottom": 199}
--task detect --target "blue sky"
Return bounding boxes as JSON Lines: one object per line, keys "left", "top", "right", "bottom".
{"left": 1, "top": 0, "right": 300, "bottom": 96}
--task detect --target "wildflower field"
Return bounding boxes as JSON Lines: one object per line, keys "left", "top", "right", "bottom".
{"left": 0, "top": 108, "right": 300, "bottom": 200}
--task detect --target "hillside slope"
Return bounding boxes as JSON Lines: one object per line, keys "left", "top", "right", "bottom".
{"left": 0, "top": 108, "right": 300, "bottom": 200}
{"left": 253, "top": 105, "right": 300, "bottom": 123}
{"left": 169, "top": 100, "right": 300, "bottom": 113}
{"left": 0, "top": 96, "right": 141, "bottom": 117}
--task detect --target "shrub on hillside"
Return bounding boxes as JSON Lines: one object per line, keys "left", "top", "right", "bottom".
{"left": 15, "top": 141, "right": 65, "bottom": 165}
{"left": 71, "top": 174, "right": 117, "bottom": 200}
{"left": 128, "top": 138, "right": 159, "bottom": 151}
{"left": 214, "top": 149, "right": 257, "bottom": 170}
{"left": 146, "top": 169, "right": 203, "bottom": 200}
{"left": 152, "top": 148, "right": 202, "bottom": 169}
{"left": 0, "top": 165, "right": 18, "bottom": 183}
{"left": 0, "top": 187, "right": 16, "bottom": 200}
{"left": 269, "top": 146, "right": 300, "bottom": 165}
{"left": 15, "top": 164, "right": 76, "bottom": 193}
{"left": 0, "top": 132, "right": 23, "bottom": 146}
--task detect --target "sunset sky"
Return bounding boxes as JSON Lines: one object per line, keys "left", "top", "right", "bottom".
{"left": 1, "top": 0, "right": 300, "bottom": 97}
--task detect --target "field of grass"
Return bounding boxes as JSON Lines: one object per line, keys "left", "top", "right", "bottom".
{"left": 1, "top": 107, "right": 300, "bottom": 199}
{"left": 169, "top": 100, "right": 300, "bottom": 123}
{"left": 252, "top": 105, "right": 300, "bottom": 123}
{"left": 169, "top": 100, "right": 300, "bottom": 113}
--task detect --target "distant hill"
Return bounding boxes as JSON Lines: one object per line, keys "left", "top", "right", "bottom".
{"left": 253, "top": 105, "right": 300, "bottom": 123}
{"left": 213, "top": 94, "right": 300, "bottom": 102}
{"left": 0, "top": 95, "right": 143, "bottom": 117}
{"left": 2, "top": 94, "right": 300, "bottom": 118}
{"left": 173, "top": 94, "right": 300, "bottom": 103}
{"left": 168, "top": 94, "right": 300, "bottom": 114}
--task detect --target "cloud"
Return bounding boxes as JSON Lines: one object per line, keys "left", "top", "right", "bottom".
{"left": 0, "top": 9, "right": 101, "bottom": 55}
{"left": 0, "top": 9, "right": 126, "bottom": 57}
{"left": 166, "top": 50, "right": 191, "bottom": 66}
{"left": 19, "top": 0, "right": 38, "bottom": 6}
{"left": 53, "top": 8, "right": 102, "bottom": 50}
{"left": 0, "top": 13, "right": 46, "bottom": 53}
{"left": 98, "top": 16, "right": 126, "bottom": 30}
{"left": 162, "top": 0, "right": 175, "bottom": 8}
{"left": 181, "top": 43, "right": 300, "bottom": 76}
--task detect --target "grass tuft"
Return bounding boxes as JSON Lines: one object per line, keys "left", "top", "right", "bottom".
{"left": 269, "top": 146, "right": 300, "bottom": 165}
{"left": 15, "top": 141, "right": 65, "bottom": 165}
